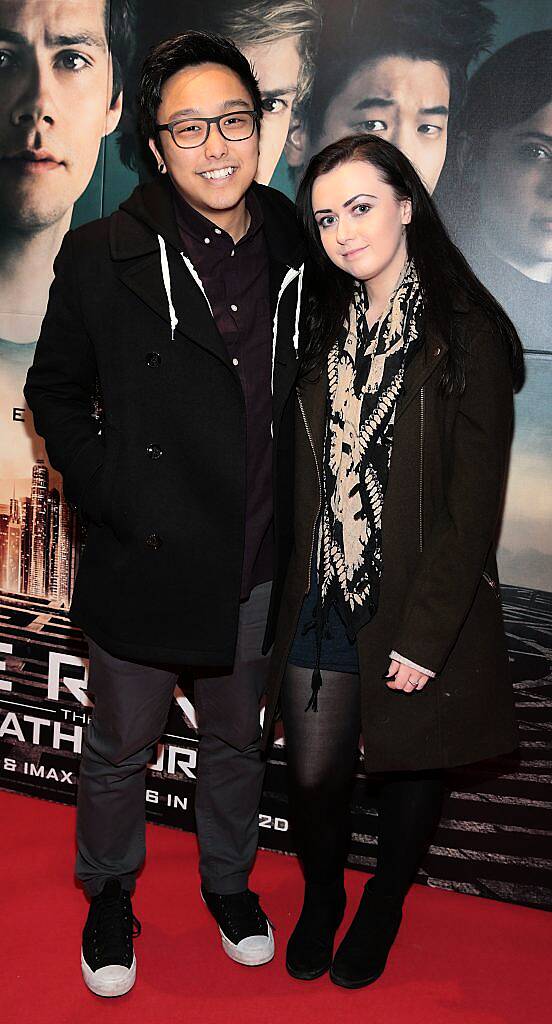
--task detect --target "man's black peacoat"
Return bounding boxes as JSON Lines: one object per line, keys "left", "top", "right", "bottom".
{"left": 24, "top": 177, "right": 305, "bottom": 667}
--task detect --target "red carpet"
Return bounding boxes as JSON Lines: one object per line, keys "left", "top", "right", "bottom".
{"left": 1, "top": 789, "right": 550, "bottom": 1024}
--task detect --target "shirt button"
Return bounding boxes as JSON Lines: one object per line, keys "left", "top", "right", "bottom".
{"left": 146, "top": 443, "right": 163, "bottom": 459}
{"left": 214, "top": 228, "right": 222, "bottom": 235}
{"left": 230, "top": 304, "right": 238, "bottom": 312}
{"left": 204, "top": 237, "right": 210, "bottom": 244}
{"left": 146, "top": 532, "right": 162, "bottom": 550}
{"left": 230, "top": 249, "right": 235, "bottom": 257}
{"left": 232, "top": 357, "right": 239, "bottom": 366}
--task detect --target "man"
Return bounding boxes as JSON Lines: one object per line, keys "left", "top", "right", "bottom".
{"left": 25, "top": 31, "right": 304, "bottom": 996}
{"left": 286, "top": 0, "right": 495, "bottom": 194}
{"left": 120, "top": 0, "right": 321, "bottom": 185}
{"left": 0, "top": 0, "right": 133, "bottom": 592}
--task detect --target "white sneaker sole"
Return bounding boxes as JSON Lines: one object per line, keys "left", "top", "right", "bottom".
{"left": 220, "top": 923, "right": 275, "bottom": 966}
{"left": 81, "top": 950, "right": 137, "bottom": 997}
{"left": 200, "top": 888, "right": 275, "bottom": 966}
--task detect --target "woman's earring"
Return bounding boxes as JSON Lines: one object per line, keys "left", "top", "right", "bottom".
{"left": 158, "top": 162, "right": 165, "bottom": 174}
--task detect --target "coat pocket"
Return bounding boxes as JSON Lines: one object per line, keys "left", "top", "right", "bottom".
{"left": 100, "top": 425, "right": 121, "bottom": 531}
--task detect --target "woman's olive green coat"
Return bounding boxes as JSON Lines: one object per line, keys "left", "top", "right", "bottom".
{"left": 262, "top": 297, "right": 518, "bottom": 770}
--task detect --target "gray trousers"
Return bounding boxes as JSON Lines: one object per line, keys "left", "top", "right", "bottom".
{"left": 76, "top": 581, "right": 271, "bottom": 897}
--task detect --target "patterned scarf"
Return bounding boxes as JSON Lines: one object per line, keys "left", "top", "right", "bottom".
{"left": 318, "top": 259, "right": 423, "bottom": 642}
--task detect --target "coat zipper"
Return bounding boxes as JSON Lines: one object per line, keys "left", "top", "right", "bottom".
{"left": 482, "top": 572, "right": 500, "bottom": 598}
{"left": 297, "top": 391, "right": 322, "bottom": 593}
{"left": 418, "top": 386, "right": 425, "bottom": 554}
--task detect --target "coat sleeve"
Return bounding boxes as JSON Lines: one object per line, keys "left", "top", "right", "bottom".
{"left": 24, "top": 231, "right": 105, "bottom": 523}
{"left": 390, "top": 322, "right": 514, "bottom": 674}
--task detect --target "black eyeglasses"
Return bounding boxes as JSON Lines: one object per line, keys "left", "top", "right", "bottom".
{"left": 156, "top": 110, "right": 258, "bottom": 149}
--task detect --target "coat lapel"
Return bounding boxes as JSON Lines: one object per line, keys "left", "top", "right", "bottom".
{"left": 395, "top": 322, "right": 448, "bottom": 420}
{"left": 117, "top": 247, "right": 232, "bottom": 368}
{"left": 110, "top": 182, "right": 232, "bottom": 368}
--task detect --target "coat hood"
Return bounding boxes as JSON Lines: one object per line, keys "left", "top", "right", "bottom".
{"left": 115, "top": 175, "right": 305, "bottom": 383}
{"left": 116, "top": 175, "right": 304, "bottom": 266}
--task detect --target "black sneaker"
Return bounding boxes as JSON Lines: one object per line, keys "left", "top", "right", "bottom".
{"left": 81, "top": 878, "right": 141, "bottom": 997}
{"left": 201, "top": 886, "right": 275, "bottom": 966}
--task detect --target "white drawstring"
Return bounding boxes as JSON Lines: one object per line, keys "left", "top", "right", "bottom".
{"left": 180, "top": 253, "right": 214, "bottom": 316}
{"left": 158, "top": 234, "right": 178, "bottom": 340}
{"left": 271, "top": 263, "right": 304, "bottom": 395}
{"left": 292, "top": 263, "right": 304, "bottom": 357}
{"left": 270, "top": 262, "right": 304, "bottom": 436}
{"left": 158, "top": 236, "right": 304, "bottom": 414}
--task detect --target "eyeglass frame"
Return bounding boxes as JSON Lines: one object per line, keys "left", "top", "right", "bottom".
{"left": 156, "top": 109, "right": 259, "bottom": 149}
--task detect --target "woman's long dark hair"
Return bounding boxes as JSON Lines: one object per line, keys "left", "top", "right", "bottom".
{"left": 296, "top": 135, "right": 524, "bottom": 393}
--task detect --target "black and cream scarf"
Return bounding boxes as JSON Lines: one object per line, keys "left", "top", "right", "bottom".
{"left": 318, "top": 259, "right": 423, "bottom": 642}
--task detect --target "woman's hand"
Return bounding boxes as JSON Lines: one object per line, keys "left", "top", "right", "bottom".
{"left": 384, "top": 659, "right": 430, "bottom": 692}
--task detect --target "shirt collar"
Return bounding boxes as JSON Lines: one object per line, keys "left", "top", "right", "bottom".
{"left": 171, "top": 182, "right": 264, "bottom": 251}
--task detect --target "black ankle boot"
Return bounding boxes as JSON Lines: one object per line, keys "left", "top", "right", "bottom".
{"left": 286, "top": 879, "right": 347, "bottom": 980}
{"left": 330, "top": 881, "right": 403, "bottom": 989}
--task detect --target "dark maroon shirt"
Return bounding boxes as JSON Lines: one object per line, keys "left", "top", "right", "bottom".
{"left": 172, "top": 185, "right": 273, "bottom": 599}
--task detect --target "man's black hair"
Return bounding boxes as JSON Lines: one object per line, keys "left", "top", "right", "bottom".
{"left": 104, "top": 0, "right": 137, "bottom": 101}
{"left": 138, "top": 30, "right": 263, "bottom": 146}
{"left": 306, "top": 0, "right": 495, "bottom": 143}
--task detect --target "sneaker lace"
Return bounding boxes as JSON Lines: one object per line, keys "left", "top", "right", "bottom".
{"left": 219, "top": 890, "right": 272, "bottom": 940}
{"left": 92, "top": 889, "right": 141, "bottom": 963}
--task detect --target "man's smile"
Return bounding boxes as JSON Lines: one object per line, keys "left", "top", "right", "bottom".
{"left": 198, "top": 166, "right": 238, "bottom": 181}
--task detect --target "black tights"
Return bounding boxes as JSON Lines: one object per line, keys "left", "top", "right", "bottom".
{"left": 281, "top": 665, "right": 444, "bottom": 905}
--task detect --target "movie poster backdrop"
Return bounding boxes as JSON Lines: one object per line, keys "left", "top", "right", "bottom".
{"left": 0, "top": 0, "right": 551, "bottom": 909}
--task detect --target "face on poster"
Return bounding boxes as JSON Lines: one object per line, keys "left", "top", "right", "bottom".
{"left": 0, "top": 0, "right": 125, "bottom": 599}
{"left": 244, "top": 31, "right": 302, "bottom": 185}
{"left": 452, "top": 31, "right": 552, "bottom": 296}
{"left": 0, "top": 0, "right": 121, "bottom": 242}
{"left": 296, "top": 53, "right": 450, "bottom": 194}
{"left": 477, "top": 102, "right": 552, "bottom": 275}
{"left": 446, "top": 27, "right": 552, "bottom": 598}
{"left": 284, "top": 0, "right": 498, "bottom": 196}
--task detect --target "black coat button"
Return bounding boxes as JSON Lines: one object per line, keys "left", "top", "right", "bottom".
{"left": 146, "top": 443, "right": 163, "bottom": 459}
{"left": 145, "top": 351, "right": 161, "bottom": 367}
{"left": 146, "top": 532, "right": 162, "bottom": 549}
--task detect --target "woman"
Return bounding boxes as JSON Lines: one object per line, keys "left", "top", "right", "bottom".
{"left": 262, "top": 135, "right": 524, "bottom": 989}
